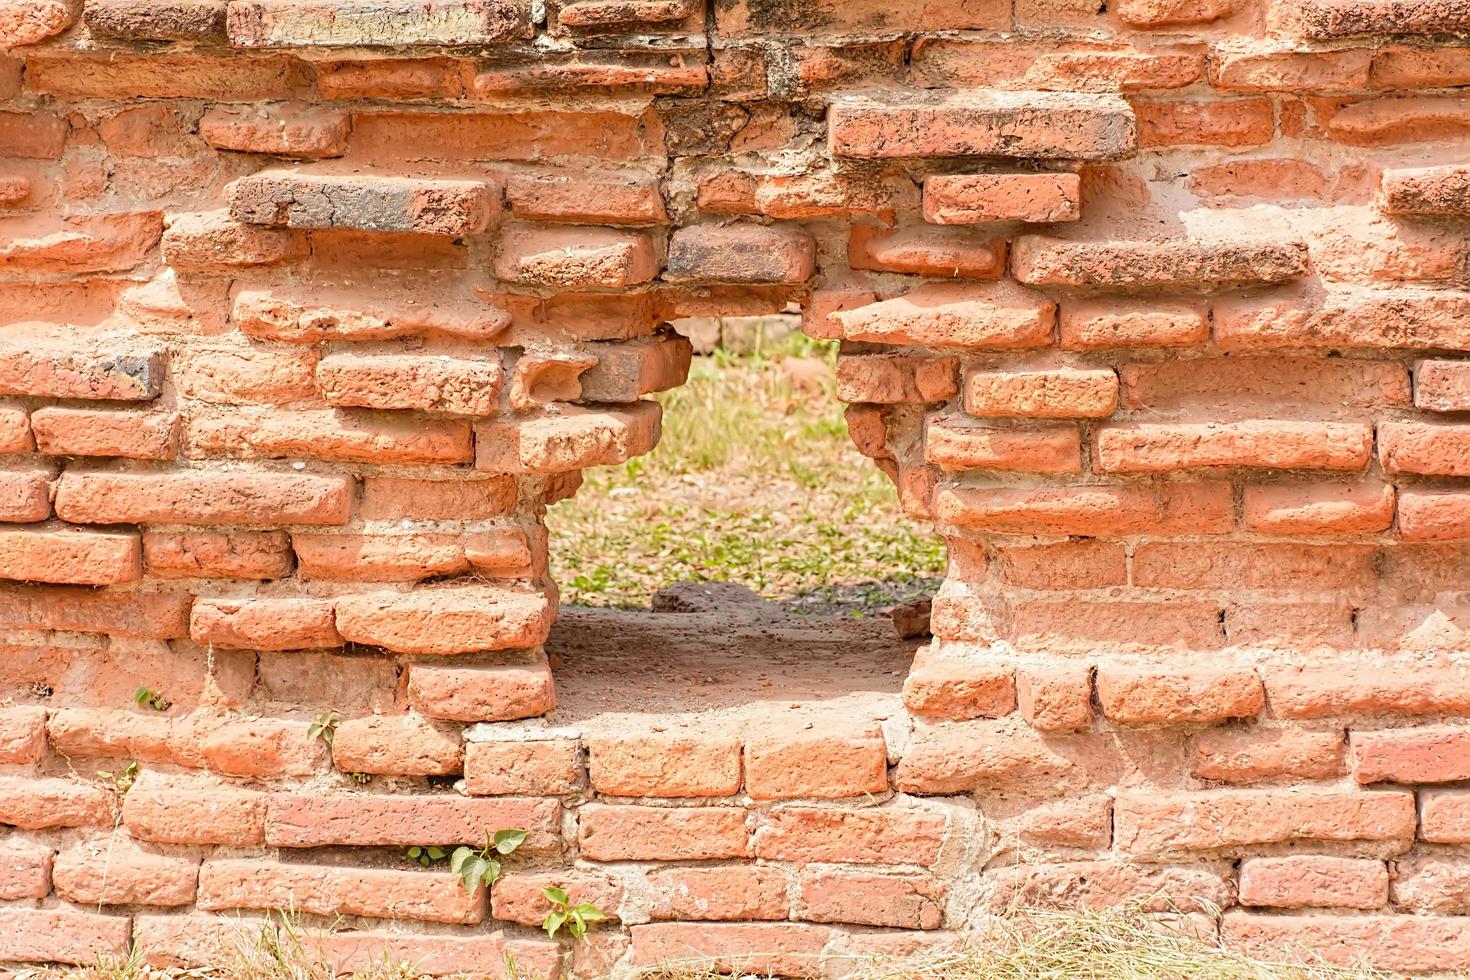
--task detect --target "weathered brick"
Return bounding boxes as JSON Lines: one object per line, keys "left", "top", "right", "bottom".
{"left": 465, "top": 736, "right": 581, "bottom": 796}
{"left": 965, "top": 368, "right": 1117, "bottom": 418}
{"left": 0, "top": 909, "right": 130, "bottom": 966}
{"left": 646, "top": 865, "right": 788, "bottom": 921}
{"left": 230, "top": 170, "right": 493, "bottom": 235}
{"left": 1416, "top": 359, "right": 1470, "bottom": 411}
{"left": 0, "top": 840, "right": 51, "bottom": 899}
{"left": 937, "top": 482, "right": 1231, "bottom": 536}
{"left": 330, "top": 714, "right": 464, "bottom": 775}
{"left": 832, "top": 282, "right": 1055, "bottom": 349}
{"left": 588, "top": 732, "right": 742, "bottom": 797}
{"left": 1239, "top": 856, "right": 1386, "bottom": 909}
{"left": 754, "top": 804, "right": 948, "bottom": 865}
{"left": 1113, "top": 789, "right": 1415, "bottom": 857}
{"left": 1223, "top": 912, "right": 1470, "bottom": 974}
{"left": 0, "top": 705, "right": 46, "bottom": 765}
{"left": 30, "top": 407, "right": 178, "bottom": 460}
{"left": 580, "top": 804, "right": 750, "bottom": 861}
{"left": 987, "top": 861, "right": 1231, "bottom": 912}
{"left": 199, "top": 860, "right": 483, "bottom": 924}
{"left": 144, "top": 530, "right": 294, "bottom": 580}
{"left": 0, "top": 776, "right": 113, "bottom": 829}
{"left": 1192, "top": 727, "right": 1346, "bottom": 783}
{"left": 122, "top": 772, "right": 267, "bottom": 845}
{"left": 266, "top": 793, "right": 558, "bottom": 848}
{"left": 335, "top": 585, "right": 552, "bottom": 655}
{"left": 0, "top": 525, "right": 141, "bottom": 586}
{"left": 924, "top": 173, "right": 1081, "bottom": 224}
{"left": 895, "top": 723, "right": 1117, "bottom": 795}
{"left": 924, "top": 416, "right": 1082, "bottom": 474}
{"left": 849, "top": 225, "right": 1006, "bottom": 280}
{"left": 1013, "top": 236, "right": 1307, "bottom": 289}
{"left": 1399, "top": 490, "right": 1470, "bottom": 542}
{"left": 161, "top": 210, "right": 302, "bottom": 269}
{"left": 1423, "top": 789, "right": 1470, "bottom": 843}
{"left": 799, "top": 871, "right": 944, "bottom": 929}
{"left": 829, "top": 93, "right": 1137, "bottom": 161}
{"left": 1379, "top": 421, "right": 1470, "bottom": 477}
{"left": 0, "top": 341, "right": 164, "bottom": 401}
{"left": 1096, "top": 665, "right": 1263, "bottom": 724}
{"left": 744, "top": 724, "right": 887, "bottom": 801}
{"left": 666, "top": 223, "right": 814, "bottom": 284}
{"left": 227, "top": 0, "right": 531, "bottom": 47}
{"left": 630, "top": 922, "right": 833, "bottom": 978}
{"left": 475, "top": 403, "right": 660, "bottom": 473}
{"left": 406, "top": 659, "right": 556, "bottom": 722}
{"left": 85, "top": 0, "right": 225, "bottom": 39}
{"left": 52, "top": 839, "right": 199, "bottom": 907}
{"left": 1094, "top": 420, "right": 1373, "bottom": 473}
{"left": 1352, "top": 725, "right": 1470, "bottom": 784}
{"left": 55, "top": 471, "right": 353, "bottom": 526}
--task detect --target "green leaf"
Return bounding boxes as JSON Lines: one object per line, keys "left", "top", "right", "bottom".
{"left": 542, "top": 910, "right": 567, "bottom": 939}
{"left": 569, "top": 915, "right": 586, "bottom": 941}
{"left": 426, "top": 846, "right": 446, "bottom": 860}
{"left": 492, "top": 829, "right": 528, "bottom": 854}
{"left": 460, "top": 857, "right": 488, "bottom": 895}
{"left": 483, "top": 857, "right": 501, "bottom": 886}
{"left": 133, "top": 688, "right": 148, "bottom": 705}
{"left": 541, "top": 886, "right": 569, "bottom": 907}
{"left": 573, "top": 903, "right": 607, "bottom": 922}
{"left": 449, "top": 846, "right": 473, "bottom": 876}
{"left": 407, "top": 847, "right": 422, "bottom": 860}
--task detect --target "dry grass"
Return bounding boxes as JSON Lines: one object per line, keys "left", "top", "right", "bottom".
{"left": 547, "top": 334, "right": 944, "bottom": 611}
{"left": 28, "top": 906, "right": 1387, "bottom": 980}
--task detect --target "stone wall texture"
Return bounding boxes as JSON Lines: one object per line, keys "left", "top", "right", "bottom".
{"left": 1, "top": 0, "right": 1470, "bottom": 974}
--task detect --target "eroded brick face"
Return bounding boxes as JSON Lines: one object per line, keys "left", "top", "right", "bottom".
{"left": 1, "top": 0, "right": 1468, "bottom": 975}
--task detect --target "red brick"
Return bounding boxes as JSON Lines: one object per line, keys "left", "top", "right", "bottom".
{"left": 1119, "top": 356, "right": 1409, "bottom": 416}
{"left": 995, "top": 541, "right": 1126, "bottom": 590}
{"left": 492, "top": 869, "right": 622, "bottom": 925}
{"left": 30, "top": 407, "right": 178, "bottom": 460}
{"left": 911, "top": 39, "right": 1203, "bottom": 93}
{"left": 1239, "top": 856, "right": 1386, "bottom": 909}
{"left": 1210, "top": 47, "right": 1370, "bottom": 93}
{"left": 506, "top": 169, "right": 665, "bottom": 225}
{"left": 754, "top": 804, "right": 948, "bottom": 865}
{"left": 0, "top": 111, "right": 66, "bottom": 159}
{"left": 495, "top": 225, "right": 659, "bottom": 288}
{"left": 1117, "top": 0, "right": 1229, "bottom": 25}
{"left": 829, "top": 92, "right": 1136, "bottom": 161}
{"left": 646, "top": 865, "right": 789, "bottom": 921}
{"left": 172, "top": 344, "right": 318, "bottom": 404}
{"left": 1381, "top": 164, "right": 1470, "bottom": 216}
{"left": 1016, "top": 794, "right": 1113, "bottom": 849}
{"left": 699, "top": 170, "right": 916, "bottom": 221}
{"left": 475, "top": 403, "right": 660, "bottom": 473}
{"left": 199, "top": 718, "right": 326, "bottom": 778}
{"left": 836, "top": 354, "right": 957, "bottom": 405}
{"left": 407, "top": 659, "right": 555, "bottom": 723}
{"left": 1352, "top": 725, "right": 1470, "bottom": 784}
{"left": 1417, "top": 359, "right": 1470, "bottom": 411}
{"left": 317, "top": 353, "right": 502, "bottom": 416}
{"left": 334, "top": 585, "right": 553, "bottom": 655}
{"left": 1422, "top": 789, "right": 1470, "bottom": 843}
{"left": 266, "top": 793, "right": 559, "bottom": 848}
{"left": 199, "top": 860, "right": 483, "bottom": 924}
{"left": 200, "top": 103, "right": 350, "bottom": 158}
{"left": 1327, "top": 96, "right": 1470, "bottom": 146}
{"left": 987, "top": 861, "right": 1231, "bottom": 912}
{"left": 1013, "top": 236, "right": 1306, "bottom": 289}
{"left": 1380, "top": 421, "right": 1470, "bottom": 477}
{"left": 1132, "top": 542, "right": 1375, "bottom": 591}
{"left": 1371, "top": 45, "right": 1470, "bottom": 88}
{"left": 0, "top": 339, "right": 164, "bottom": 401}
{"left": 26, "top": 53, "right": 291, "bottom": 100}
{"left": 901, "top": 657, "right": 1016, "bottom": 721}
{"left": 833, "top": 282, "right": 1055, "bottom": 349}
{"left": 1095, "top": 420, "right": 1373, "bottom": 472}
{"left": 717, "top": 0, "right": 1005, "bottom": 37}
{"left": 0, "top": 840, "right": 51, "bottom": 900}
{"left": 588, "top": 732, "right": 742, "bottom": 797}
{"left": 0, "top": 909, "right": 130, "bottom": 966}
{"left": 0, "top": 776, "right": 113, "bottom": 829}
{"left": 744, "top": 724, "right": 888, "bottom": 801}
{"left": 630, "top": 922, "right": 832, "bottom": 979}
{"left": 55, "top": 470, "right": 354, "bottom": 526}
{"left": 122, "top": 772, "right": 267, "bottom": 845}
{"left": 0, "top": 525, "right": 141, "bottom": 586}
{"left": 331, "top": 714, "right": 463, "bottom": 776}
{"left": 1113, "top": 789, "right": 1415, "bottom": 857}
{"left": 937, "top": 482, "right": 1231, "bottom": 536}
{"left": 1298, "top": 0, "right": 1470, "bottom": 38}
{"left": 52, "top": 838, "right": 199, "bottom": 907}
{"left": 1192, "top": 727, "right": 1346, "bottom": 783}
{"left": 190, "top": 596, "right": 340, "bottom": 651}
{"left": 0, "top": 584, "right": 192, "bottom": 639}
{"left": 1215, "top": 290, "right": 1470, "bottom": 352}
{"left": 965, "top": 367, "right": 1117, "bottom": 418}
{"left": 1394, "top": 856, "right": 1470, "bottom": 914}
{"left": 0, "top": 705, "right": 44, "bottom": 767}
{"left": 895, "top": 722, "right": 1117, "bottom": 794}
{"left": 580, "top": 804, "right": 749, "bottom": 861}
{"left": 1223, "top": 912, "right": 1470, "bottom": 974}
{"left": 1059, "top": 298, "right": 1208, "bottom": 349}
{"left": 666, "top": 223, "right": 814, "bottom": 284}
{"left": 1266, "top": 661, "right": 1470, "bottom": 719}
{"left": 143, "top": 530, "right": 293, "bottom": 580}
{"left": 924, "top": 173, "right": 1080, "bottom": 224}
{"left": 1243, "top": 482, "right": 1395, "bottom": 535}
{"left": 1399, "top": 490, "right": 1470, "bottom": 542}
{"left": 234, "top": 284, "right": 509, "bottom": 344}
{"left": 1018, "top": 664, "right": 1094, "bottom": 732}
{"left": 465, "top": 737, "right": 582, "bottom": 796}
{"left": 924, "top": 416, "right": 1082, "bottom": 474}
{"left": 349, "top": 108, "right": 655, "bottom": 163}
{"left": 230, "top": 169, "right": 493, "bottom": 236}
{"left": 1134, "top": 98, "right": 1274, "bottom": 147}
{"left": 85, "top": 0, "right": 227, "bottom": 40}
{"left": 160, "top": 210, "right": 302, "bottom": 269}
{"left": 361, "top": 475, "right": 515, "bottom": 520}
{"left": 0, "top": 404, "right": 33, "bottom": 453}
{"left": 799, "top": 871, "right": 943, "bottom": 929}
{"left": 848, "top": 225, "right": 1006, "bottom": 280}
{"left": 187, "top": 407, "right": 472, "bottom": 465}
{"left": 1097, "top": 665, "right": 1263, "bottom": 724}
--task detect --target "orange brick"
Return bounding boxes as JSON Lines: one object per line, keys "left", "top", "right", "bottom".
{"left": 743, "top": 724, "right": 888, "bottom": 800}
{"left": 580, "top": 804, "right": 749, "bottom": 861}
{"left": 588, "top": 733, "right": 742, "bottom": 797}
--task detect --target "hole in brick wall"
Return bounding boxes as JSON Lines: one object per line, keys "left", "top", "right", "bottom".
{"left": 541, "top": 307, "right": 942, "bottom": 721}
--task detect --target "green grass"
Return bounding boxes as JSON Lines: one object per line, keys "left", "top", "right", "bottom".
{"left": 548, "top": 334, "right": 945, "bottom": 611}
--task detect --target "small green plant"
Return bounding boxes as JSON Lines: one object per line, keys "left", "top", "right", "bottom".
{"left": 98, "top": 760, "right": 138, "bottom": 796}
{"left": 540, "top": 886, "right": 607, "bottom": 941}
{"left": 449, "top": 828, "right": 527, "bottom": 894}
{"left": 133, "top": 686, "right": 170, "bottom": 711}
{"left": 405, "top": 845, "right": 448, "bottom": 867}
{"left": 307, "top": 710, "right": 340, "bottom": 744}
{"left": 347, "top": 770, "right": 373, "bottom": 784}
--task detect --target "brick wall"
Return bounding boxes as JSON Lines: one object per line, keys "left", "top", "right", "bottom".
{"left": 1, "top": 0, "right": 1469, "bottom": 974}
